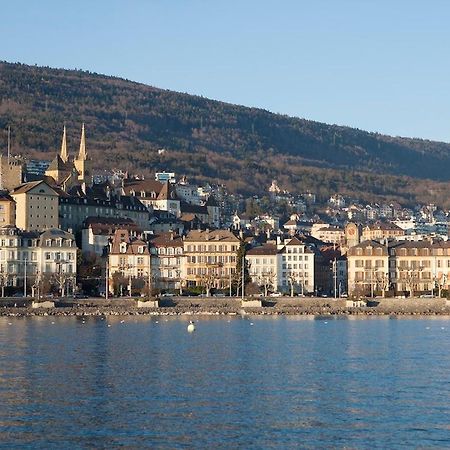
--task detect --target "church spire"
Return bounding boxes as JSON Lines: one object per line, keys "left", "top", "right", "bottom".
{"left": 78, "top": 123, "right": 87, "bottom": 160}
{"left": 60, "top": 125, "right": 69, "bottom": 163}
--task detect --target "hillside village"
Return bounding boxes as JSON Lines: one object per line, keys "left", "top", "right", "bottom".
{"left": 1, "top": 125, "right": 450, "bottom": 300}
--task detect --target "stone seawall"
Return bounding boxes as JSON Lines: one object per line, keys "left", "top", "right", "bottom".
{"left": 1, "top": 296, "right": 450, "bottom": 317}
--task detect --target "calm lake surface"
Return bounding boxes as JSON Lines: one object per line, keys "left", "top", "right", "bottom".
{"left": 1, "top": 316, "right": 450, "bottom": 449}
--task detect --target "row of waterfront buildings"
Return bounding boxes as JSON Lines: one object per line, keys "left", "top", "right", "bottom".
{"left": 0, "top": 125, "right": 449, "bottom": 298}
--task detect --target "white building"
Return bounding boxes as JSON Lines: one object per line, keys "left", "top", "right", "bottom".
{"left": 0, "top": 226, "right": 77, "bottom": 295}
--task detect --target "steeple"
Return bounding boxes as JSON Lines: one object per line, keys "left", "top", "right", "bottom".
{"left": 60, "top": 125, "right": 69, "bottom": 163}
{"left": 78, "top": 123, "right": 87, "bottom": 160}
{"left": 73, "top": 122, "right": 92, "bottom": 187}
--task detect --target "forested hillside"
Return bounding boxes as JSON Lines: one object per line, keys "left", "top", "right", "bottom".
{"left": 1, "top": 61, "right": 450, "bottom": 206}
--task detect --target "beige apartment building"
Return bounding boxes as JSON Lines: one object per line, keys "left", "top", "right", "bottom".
{"left": 108, "top": 229, "right": 151, "bottom": 295}
{"left": 361, "top": 222, "right": 404, "bottom": 241}
{"left": 11, "top": 180, "right": 60, "bottom": 231}
{"left": 347, "top": 240, "right": 389, "bottom": 296}
{"left": 183, "top": 229, "right": 240, "bottom": 290}
{"left": 0, "top": 192, "right": 16, "bottom": 226}
{"left": 389, "top": 240, "right": 450, "bottom": 295}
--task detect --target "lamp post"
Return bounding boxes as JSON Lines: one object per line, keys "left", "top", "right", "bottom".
{"left": 23, "top": 258, "right": 27, "bottom": 297}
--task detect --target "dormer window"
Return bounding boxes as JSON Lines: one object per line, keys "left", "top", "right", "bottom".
{"left": 138, "top": 246, "right": 144, "bottom": 254}
{"left": 120, "top": 243, "right": 127, "bottom": 253}
{"left": 141, "top": 191, "right": 146, "bottom": 197}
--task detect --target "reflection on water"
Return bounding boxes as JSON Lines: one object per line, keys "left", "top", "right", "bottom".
{"left": 0, "top": 316, "right": 449, "bottom": 448}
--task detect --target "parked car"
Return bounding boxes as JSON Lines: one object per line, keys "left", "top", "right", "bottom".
{"left": 270, "top": 292, "right": 282, "bottom": 297}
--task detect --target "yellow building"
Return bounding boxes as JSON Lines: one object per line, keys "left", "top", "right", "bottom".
{"left": 11, "top": 180, "right": 59, "bottom": 231}
{"left": 0, "top": 192, "right": 16, "bottom": 226}
{"left": 347, "top": 240, "right": 389, "bottom": 296}
{"left": 389, "top": 240, "right": 450, "bottom": 296}
{"left": 183, "top": 229, "right": 240, "bottom": 290}
{"left": 361, "top": 222, "right": 403, "bottom": 241}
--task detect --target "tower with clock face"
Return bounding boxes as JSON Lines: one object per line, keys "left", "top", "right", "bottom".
{"left": 345, "top": 222, "right": 360, "bottom": 248}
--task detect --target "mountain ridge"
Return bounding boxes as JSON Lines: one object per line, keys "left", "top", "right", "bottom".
{"left": 1, "top": 61, "right": 450, "bottom": 207}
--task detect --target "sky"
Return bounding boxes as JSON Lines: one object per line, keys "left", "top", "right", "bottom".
{"left": 2, "top": 0, "right": 450, "bottom": 142}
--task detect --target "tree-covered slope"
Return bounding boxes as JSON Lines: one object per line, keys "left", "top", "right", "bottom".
{"left": 1, "top": 61, "right": 450, "bottom": 206}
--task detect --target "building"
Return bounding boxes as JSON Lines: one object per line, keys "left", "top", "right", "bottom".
{"left": 278, "top": 236, "right": 315, "bottom": 294}
{"left": 59, "top": 194, "right": 149, "bottom": 234}
{"left": 246, "top": 243, "right": 279, "bottom": 293}
{"left": 149, "top": 232, "right": 184, "bottom": 292}
{"left": 45, "top": 124, "right": 92, "bottom": 190}
{"left": 0, "top": 154, "right": 24, "bottom": 191}
{"left": 0, "top": 226, "right": 77, "bottom": 295}
{"left": 121, "top": 178, "right": 164, "bottom": 211}
{"left": 0, "top": 192, "right": 16, "bottom": 226}
{"left": 388, "top": 240, "right": 450, "bottom": 296}
{"left": 311, "top": 223, "right": 345, "bottom": 245}
{"left": 108, "top": 229, "right": 151, "bottom": 296}
{"left": 346, "top": 240, "right": 389, "bottom": 296}
{"left": 11, "top": 180, "right": 60, "bottom": 231}
{"left": 361, "top": 221, "right": 404, "bottom": 241}
{"left": 81, "top": 217, "right": 141, "bottom": 255}
{"left": 183, "top": 229, "right": 240, "bottom": 291}
{"left": 154, "top": 182, "right": 181, "bottom": 217}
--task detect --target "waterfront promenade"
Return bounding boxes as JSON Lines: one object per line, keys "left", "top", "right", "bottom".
{"left": 1, "top": 296, "right": 450, "bottom": 317}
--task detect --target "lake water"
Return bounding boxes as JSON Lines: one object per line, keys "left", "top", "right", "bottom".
{"left": 1, "top": 315, "right": 450, "bottom": 449}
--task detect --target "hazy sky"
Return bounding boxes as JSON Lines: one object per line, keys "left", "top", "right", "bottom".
{"left": 2, "top": 0, "right": 450, "bottom": 142}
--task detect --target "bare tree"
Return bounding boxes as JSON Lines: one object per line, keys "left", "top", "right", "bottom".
{"left": 437, "top": 273, "right": 447, "bottom": 298}
{"left": 376, "top": 272, "right": 390, "bottom": 298}
{"left": 288, "top": 273, "right": 298, "bottom": 297}
{"left": 400, "top": 269, "right": 421, "bottom": 298}
{"left": 0, "top": 269, "right": 10, "bottom": 297}
{"left": 257, "top": 271, "right": 275, "bottom": 297}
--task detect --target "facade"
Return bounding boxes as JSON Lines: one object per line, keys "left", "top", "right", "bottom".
{"left": 346, "top": 240, "right": 389, "bottom": 296}
{"left": 246, "top": 244, "right": 279, "bottom": 293}
{"left": 0, "top": 192, "right": 16, "bottom": 226}
{"left": 361, "top": 222, "right": 404, "bottom": 241}
{"left": 278, "top": 237, "right": 315, "bottom": 294}
{"left": 122, "top": 178, "right": 164, "bottom": 211}
{"left": 154, "top": 182, "right": 181, "bottom": 217}
{"left": 311, "top": 224, "right": 345, "bottom": 245}
{"left": 0, "top": 226, "right": 77, "bottom": 295}
{"left": 45, "top": 124, "right": 92, "bottom": 190}
{"left": 59, "top": 195, "right": 149, "bottom": 233}
{"left": 108, "top": 229, "right": 151, "bottom": 295}
{"left": 81, "top": 217, "right": 141, "bottom": 255}
{"left": 149, "top": 232, "right": 184, "bottom": 291}
{"left": 0, "top": 154, "right": 24, "bottom": 191}
{"left": 11, "top": 180, "right": 59, "bottom": 231}
{"left": 389, "top": 240, "right": 450, "bottom": 295}
{"left": 183, "top": 230, "right": 240, "bottom": 290}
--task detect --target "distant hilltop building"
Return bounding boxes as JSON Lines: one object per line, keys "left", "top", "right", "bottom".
{"left": 155, "top": 172, "right": 175, "bottom": 183}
